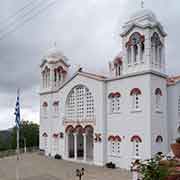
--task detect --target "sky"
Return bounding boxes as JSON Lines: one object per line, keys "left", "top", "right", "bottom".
{"left": 0, "top": 0, "right": 180, "bottom": 130}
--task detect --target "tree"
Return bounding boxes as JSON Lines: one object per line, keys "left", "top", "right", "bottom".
{"left": 11, "top": 121, "right": 39, "bottom": 149}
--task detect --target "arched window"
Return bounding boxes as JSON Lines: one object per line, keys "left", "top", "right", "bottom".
{"left": 151, "top": 32, "right": 163, "bottom": 66}
{"left": 54, "top": 66, "right": 67, "bottom": 87}
{"left": 130, "top": 88, "right": 142, "bottom": 110}
{"left": 156, "top": 135, "right": 163, "bottom": 143}
{"left": 42, "top": 102, "right": 48, "bottom": 115}
{"left": 126, "top": 32, "right": 145, "bottom": 64}
{"left": 53, "top": 101, "right": 59, "bottom": 114}
{"left": 42, "top": 66, "right": 50, "bottom": 88}
{"left": 178, "top": 97, "right": 180, "bottom": 113}
{"left": 42, "top": 132, "right": 48, "bottom": 151}
{"left": 52, "top": 133, "right": 59, "bottom": 154}
{"left": 131, "top": 135, "right": 142, "bottom": 158}
{"left": 108, "top": 135, "right": 122, "bottom": 157}
{"left": 108, "top": 92, "right": 121, "bottom": 113}
{"left": 65, "top": 85, "right": 94, "bottom": 120}
{"left": 114, "top": 57, "right": 123, "bottom": 77}
{"left": 155, "top": 88, "right": 162, "bottom": 111}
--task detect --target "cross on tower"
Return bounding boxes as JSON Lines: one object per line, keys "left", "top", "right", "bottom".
{"left": 141, "top": 0, "right": 144, "bottom": 9}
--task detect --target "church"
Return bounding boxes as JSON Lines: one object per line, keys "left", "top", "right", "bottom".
{"left": 39, "top": 8, "right": 180, "bottom": 169}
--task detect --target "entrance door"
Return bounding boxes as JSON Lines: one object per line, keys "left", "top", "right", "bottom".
{"left": 68, "top": 133, "right": 74, "bottom": 158}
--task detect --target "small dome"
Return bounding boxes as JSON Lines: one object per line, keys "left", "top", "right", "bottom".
{"left": 128, "top": 9, "right": 157, "bottom": 23}
{"left": 43, "top": 47, "right": 68, "bottom": 63}
{"left": 45, "top": 47, "right": 64, "bottom": 58}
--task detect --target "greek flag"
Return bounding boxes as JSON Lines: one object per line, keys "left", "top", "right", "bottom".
{"left": 14, "top": 89, "right": 20, "bottom": 128}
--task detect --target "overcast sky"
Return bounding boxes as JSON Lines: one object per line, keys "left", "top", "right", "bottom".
{"left": 0, "top": 0, "right": 179, "bottom": 130}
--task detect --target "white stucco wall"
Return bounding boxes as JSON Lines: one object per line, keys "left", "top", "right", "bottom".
{"left": 106, "top": 73, "right": 152, "bottom": 169}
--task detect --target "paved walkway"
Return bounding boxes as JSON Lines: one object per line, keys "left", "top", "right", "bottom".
{"left": 0, "top": 153, "right": 132, "bottom": 180}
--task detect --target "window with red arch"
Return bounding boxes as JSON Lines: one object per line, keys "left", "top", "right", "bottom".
{"left": 131, "top": 135, "right": 142, "bottom": 158}
{"left": 114, "top": 57, "right": 123, "bottom": 77}
{"left": 130, "top": 88, "right": 142, "bottom": 110}
{"left": 155, "top": 88, "right": 162, "bottom": 111}
{"left": 53, "top": 101, "right": 59, "bottom": 114}
{"left": 108, "top": 135, "right": 122, "bottom": 157}
{"left": 42, "top": 102, "right": 48, "bottom": 115}
{"left": 126, "top": 32, "right": 145, "bottom": 65}
{"left": 108, "top": 92, "right": 121, "bottom": 113}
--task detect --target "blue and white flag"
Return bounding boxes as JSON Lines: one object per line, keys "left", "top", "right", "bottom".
{"left": 14, "top": 89, "right": 20, "bottom": 128}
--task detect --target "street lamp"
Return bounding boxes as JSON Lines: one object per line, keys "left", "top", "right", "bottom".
{"left": 76, "top": 168, "right": 85, "bottom": 180}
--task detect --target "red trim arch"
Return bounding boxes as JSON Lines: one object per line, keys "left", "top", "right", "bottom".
{"left": 65, "top": 125, "right": 74, "bottom": 133}
{"left": 52, "top": 133, "right": 59, "bottom": 138}
{"left": 108, "top": 135, "right": 115, "bottom": 141}
{"left": 42, "top": 132, "right": 48, "bottom": 137}
{"left": 126, "top": 32, "right": 145, "bottom": 48}
{"left": 114, "top": 57, "right": 123, "bottom": 65}
{"left": 75, "top": 125, "right": 84, "bottom": 133}
{"left": 156, "top": 135, "right": 163, "bottom": 143}
{"left": 108, "top": 92, "right": 121, "bottom": 98}
{"left": 42, "top": 102, "right": 48, "bottom": 107}
{"left": 130, "top": 135, "right": 142, "bottom": 143}
{"left": 84, "top": 125, "right": 93, "bottom": 133}
{"left": 155, "top": 88, "right": 163, "bottom": 96}
{"left": 114, "top": 135, "right": 122, "bottom": 142}
{"left": 130, "top": 88, "right": 142, "bottom": 96}
{"left": 108, "top": 135, "right": 122, "bottom": 142}
{"left": 53, "top": 101, "right": 59, "bottom": 106}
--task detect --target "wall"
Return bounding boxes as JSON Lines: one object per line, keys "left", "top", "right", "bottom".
{"left": 106, "top": 73, "right": 152, "bottom": 169}
{"left": 150, "top": 74, "right": 168, "bottom": 155}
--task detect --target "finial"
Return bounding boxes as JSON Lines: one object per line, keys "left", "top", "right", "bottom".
{"left": 141, "top": 0, "right": 144, "bottom": 9}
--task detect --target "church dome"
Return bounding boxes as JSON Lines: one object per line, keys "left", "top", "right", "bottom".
{"left": 124, "top": 9, "right": 158, "bottom": 26}
{"left": 45, "top": 47, "right": 65, "bottom": 59}
{"left": 129, "top": 9, "right": 157, "bottom": 22}
{"left": 43, "top": 46, "right": 69, "bottom": 63}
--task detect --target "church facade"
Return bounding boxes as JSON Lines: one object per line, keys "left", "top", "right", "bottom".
{"left": 39, "top": 9, "right": 180, "bottom": 169}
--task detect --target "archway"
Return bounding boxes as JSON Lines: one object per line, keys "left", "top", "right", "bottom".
{"left": 68, "top": 133, "right": 74, "bottom": 158}
{"left": 75, "top": 125, "right": 84, "bottom": 159}
{"left": 84, "top": 125, "right": 94, "bottom": 161}
{"left": 66, "top": 125, "right": 75, "bottom": 158}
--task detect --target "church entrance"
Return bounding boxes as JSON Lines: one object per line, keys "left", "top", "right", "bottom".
{"left": 65, "top": 125, "right": 94, "bottom": 162}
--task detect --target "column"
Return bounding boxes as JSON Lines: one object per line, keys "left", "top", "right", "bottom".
{"left": 74, "top": 133, "right": 77, "bottom": 160}
{"left": 162, "top": 47, "right": 166, "bottom": 72}
{"left": 83, "top": 133, "right": 87, "bottom": 161}
{"left": 159, "top": 46, "right": 162, "bottom": 69}
{"left": 41, "top": 72, "right": 44, "bottom": 89}
{"left": 50, "top": 68, "right": 54, "bottom": 88}
{"left": 131, "top": 46, "right": 134, "bottom": 64}
{"left": 48, "top": 70, "right": 50, "bottom": 87}
{"left": 137, "top": 44, "right": 141, "bottom": 63}
{"left": 152, "top": 45, "right": 155, "bottom": 66}
{"left": 65, "top": 133, "right": 69, "bottom": 158}
{"left": 157, "top": 45, "right": 160, "bottom": 67}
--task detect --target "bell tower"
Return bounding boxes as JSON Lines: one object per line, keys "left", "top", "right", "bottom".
{"left": 120, "top": 9, "right": 167, "bottom": 75}
{"left": 40, "top": 47, "right": 70, "bottom": 93}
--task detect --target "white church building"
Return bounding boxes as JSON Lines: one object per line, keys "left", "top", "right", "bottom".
{"left": 39, "top": 8, "right": 180, "bottom": 169}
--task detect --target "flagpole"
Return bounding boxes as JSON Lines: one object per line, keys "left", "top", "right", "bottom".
{"left": 17, "top": 126, "right": 20, "bottom": 160}
{"left": 15, "top": 88, "right": 20, "bottom": 161}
